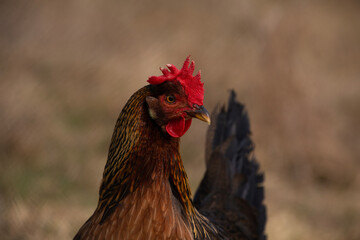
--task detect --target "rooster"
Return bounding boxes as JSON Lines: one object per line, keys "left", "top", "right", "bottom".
{"left": 74, "top": 57, "right": 266, "bottom": 240}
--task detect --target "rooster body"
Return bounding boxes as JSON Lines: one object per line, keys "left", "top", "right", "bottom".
{"left": 74, "top": 58, "right": 265, "bottom": 240}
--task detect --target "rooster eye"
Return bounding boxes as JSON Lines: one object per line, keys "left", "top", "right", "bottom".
{"left": 166, "top": 95, "right": 176, "bottom": 104}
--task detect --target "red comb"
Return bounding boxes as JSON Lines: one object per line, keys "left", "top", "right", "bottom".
{"left": 148, "top": 56, "right": 204, "bottom": 106}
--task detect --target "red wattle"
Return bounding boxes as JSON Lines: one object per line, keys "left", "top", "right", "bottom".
{"left": 166, "top": 117, "right": 192, "bottom": 138}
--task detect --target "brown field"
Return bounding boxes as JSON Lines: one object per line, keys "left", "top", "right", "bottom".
{"left": 1, "top": 0, "right": 359, "bottom": 239}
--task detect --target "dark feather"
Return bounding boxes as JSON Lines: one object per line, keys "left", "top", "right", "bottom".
{"left": 194, "top": 90, "right": 266, "bottom": 240}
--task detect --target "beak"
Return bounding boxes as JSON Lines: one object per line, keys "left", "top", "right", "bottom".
{"left": 186, "top": 105, "right": 211, "bottom": 125}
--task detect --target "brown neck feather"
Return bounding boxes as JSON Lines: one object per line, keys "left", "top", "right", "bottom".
{"left": 94, "top": 86, "right": 220, "bottom": 239}
{"left": 97, "top": 86, "right": 194, "bottom": 222}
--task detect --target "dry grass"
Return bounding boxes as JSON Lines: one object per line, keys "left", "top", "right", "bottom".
{"left": 1, "top": 0, "right": 359, "bottom": 239}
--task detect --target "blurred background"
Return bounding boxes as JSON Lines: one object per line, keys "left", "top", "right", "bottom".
{"left": 1, "top": 0, "right": 359, "bottom": 239}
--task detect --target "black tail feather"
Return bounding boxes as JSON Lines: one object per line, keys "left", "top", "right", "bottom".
{"left": 194, "top": 90, "right": 266, "bottom": 240}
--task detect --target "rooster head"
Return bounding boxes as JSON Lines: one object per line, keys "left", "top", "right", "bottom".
{"left": 146, "top": 56, "right": 210, "bottom": 138}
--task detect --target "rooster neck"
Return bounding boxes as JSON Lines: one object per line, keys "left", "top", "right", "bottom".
{"left": 97, "top": 86, "right": 194, "bottom": 223}
{"left": 77, "top": 86, "right": 221, "bottom": 240}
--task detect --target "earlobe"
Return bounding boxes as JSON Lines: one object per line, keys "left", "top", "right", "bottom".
{"left": 146, "top": 96, "right": 158, "bottom": 106}
{"left": 146, "top": 96, "right": 160, "bottom": 120}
